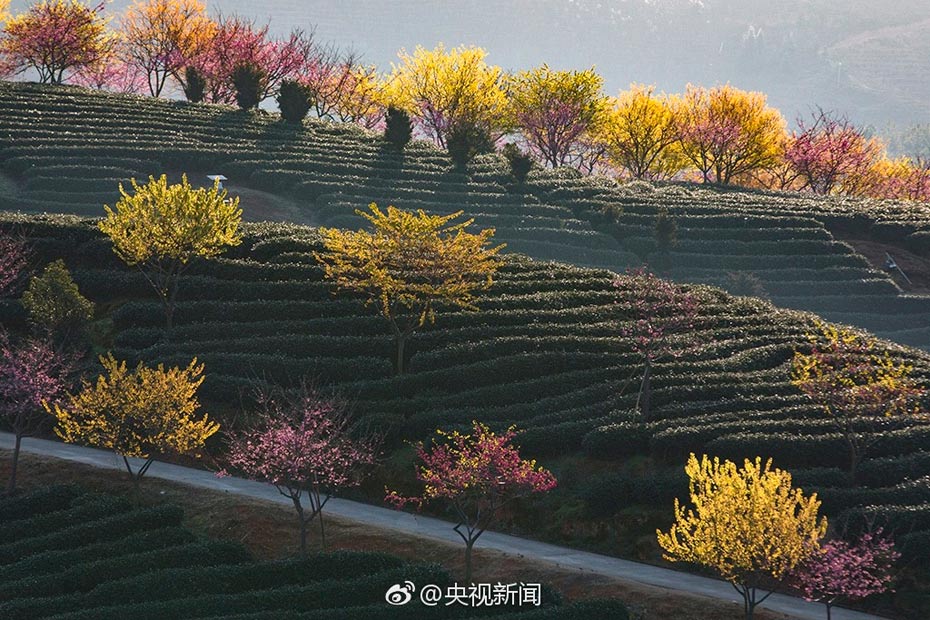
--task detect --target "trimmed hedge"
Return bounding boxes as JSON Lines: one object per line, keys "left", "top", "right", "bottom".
{"left": 45, "top": 563, "right": 452, "bottom": 620}
{"left": 79, "top": 551, "right": 405, "bottom": 607}
{"left": 0, "top": 526, "right": 195, "bottom": 582}
{"left": 581, "top": 469, "right": 688, "bottom": 515}
{"left": 581, "top": 420, "right": 649, "bottom": 460}
{"left": 0, "top": 494, "right": 131, "bottom": 542}
{"left": 0, "top": 540, "right": 249, "bottom": 610}
{"left": 0, "top": 485, "right": 82, "bottom": 523}
{"left": 0, "top": 504, "right": 184, "bottom": 564}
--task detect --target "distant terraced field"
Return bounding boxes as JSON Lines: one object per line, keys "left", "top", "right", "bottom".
{"left": 0, "top": 82, "right": 927, "bottom": 352}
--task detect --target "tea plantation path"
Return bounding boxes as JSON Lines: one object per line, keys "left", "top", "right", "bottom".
{"left": 0, "top": 432, "right": 887, "bottom": 620}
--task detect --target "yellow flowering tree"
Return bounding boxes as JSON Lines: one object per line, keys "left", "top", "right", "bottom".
{"left": 506, "top": 65, "right": 607, "bottom": 168}
{"left": 323, "top": 62, "right": 387, "bottom": 129}
{"left": 316, "top": 204, "right": 503, "bottom": 374}
{"left": 47, "top": 354, "right": 218, "bottom": 489}
{"left": 385, "top": 44, "right": 509, "bottom": 148}
{"left": 675, "top": 84, "right": 787, "bottom": 185}
{"left": 596, "top": 84, "right": 687, "bottom": 180}
{"left": 99, "top": 174, "right": 241, "bottom": 331}
{"left": 657, "top": 454, "right": 827, "bottom": 620}
{"left": 792, "top": 321, "right": 926, "bottom": 482}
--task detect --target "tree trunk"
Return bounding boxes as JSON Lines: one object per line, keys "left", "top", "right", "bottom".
{"left": 745, "top": 587, "right": 757, "bottom": 620}
{"left": 826, "top": 602, "right": 832, "bottom": 620}
{"left": 395, "top": 333, "right": 406, "bottom": 375}
{"left": 123, "top": 456, "right": 141, "bottom": 504}
{"left": 637, "top": 361, "right": 653, "bottom": 420}
{"left": 464, "top": 538, "right": 475, "bottom": 584}
{"left": 848, "top": 439, "right": 859, "bottom": 486}
{"left": 318, "top": 508, "right": 326, "bottom": 552}
{"left": 6, "top": 434, "right": 22, "bottom": 496}
{"left": 292, "top": 494, "right": 308, "bottom": 554}
{"left": 165, "top": 274, "right": 180, "bottom": 333}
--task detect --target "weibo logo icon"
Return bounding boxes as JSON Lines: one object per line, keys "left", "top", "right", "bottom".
{"left": 385, "top": 581, "right": 415, "bottom": 605}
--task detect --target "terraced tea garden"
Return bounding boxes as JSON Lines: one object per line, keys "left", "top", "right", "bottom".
{"left": 3, "top": 81, "right": 930, "bottom": 616}
{"left": 0, "top": 485, "right": 626, "bottom": 619}
{"left": 1, "top": 82, "right": 928, "bottom": 350}
{"left": 2, "top": 212, "right": 930, "bottom": 598}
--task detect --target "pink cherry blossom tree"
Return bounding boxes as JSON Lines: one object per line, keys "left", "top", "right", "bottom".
{"left": 0, "top": 334, "right": 75, "bottom": 494}
{"left": 192, "top": 15, "right": 313, "bottom": 105}
{"left": 615, "top": 268, "right": 699, "bottom": 420}
{"left": 72, "top": 41, "right": 149, "bottom": 94}
{"left": 1, "top": 0, "right": 113, "bottom": 85}
{"left": 299, "top": 46, "right": 384, "bottom": 129}
{"left": 785, "top": 109, "right": 881, "bottom": 195}
{"left": 791, "top": 531, "right": 899, "bottom": 620}
{"left": 507, "top": 66, "right": 606, "bottom": 168}
{"left": 221, "top": 386, "right": 378, "bottom": 553}
{"left": 386, "top": 421, "right": 557, "bottom": 582}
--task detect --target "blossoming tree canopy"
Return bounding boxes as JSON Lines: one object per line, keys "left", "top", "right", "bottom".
{"left": 791, "top": 530, "right": 900, "bottom": 620}
{"left": 221, "top": 387, "right": 378, "bottom": 553}
{"left": 675, "top": 83, "right": 787, "bottom": 185}
{"left": 47, "top": 354, "right": 218, "bottom": 487}
{"left": 0, "top": 234, "right": 27, "bottom": 297}
{"left": 0, "top": 334, "right": 74, "bottom": 494}
{"left": 507, "top": 64, "right": 607, "bottom": 168}
{"left": 385, "top": 44, "right": 509, "bottom": 147}
{"left": 657, "top": 453, "right": 827, "bottom": 620}
{"left": 385, "top": 421, "right": 557, "bottom": 582}
{"left": 193, "top": 14, "right": 314, "bottom": 105}
{"left": 1, "top": 0, "right": 113, "bottom": 85}
{"left": 316, "top": 203, "right": 503, "bottom": 374}
{"left": 120, "top": 0, "right": 215, "bottom": 97}
{"left": 597, "top": 84, "right": 686, "bottom": 180}
{"left": 791, "top": 321, "right": 926, "bottom": 481}
{"left": 614, "top": 268, "right": 699, "bottom": 420}
{"left": 98, "top": 173, "right": 242, "bottom": 330}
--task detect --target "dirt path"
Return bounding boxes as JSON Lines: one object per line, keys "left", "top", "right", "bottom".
{"left": 0, "top": 433, "right": 890, "bottom": 620}
{"left": 840, "top": 237, "right": 930, "bottom": 294}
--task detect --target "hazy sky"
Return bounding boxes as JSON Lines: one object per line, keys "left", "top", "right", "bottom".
{"left": 9, "top": 0, "right": 930, "bottom": 127}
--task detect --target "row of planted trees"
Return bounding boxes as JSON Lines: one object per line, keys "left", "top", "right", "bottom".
{"left": 1, "top": 1, "right": 928, "bottom": 201}
{"left": 0, "top": 0, "right": 380, "bottom": 121}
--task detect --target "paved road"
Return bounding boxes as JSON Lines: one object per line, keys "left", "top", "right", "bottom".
{"left": 0, "top": 432, "right": 888, "bottom": 620}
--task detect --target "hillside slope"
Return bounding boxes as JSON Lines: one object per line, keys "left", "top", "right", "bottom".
{"left": 0, "top": 82, "right": 928, "bottom": 351}
{"left": 3, "top": 214, "right": 930, "bottom": 604}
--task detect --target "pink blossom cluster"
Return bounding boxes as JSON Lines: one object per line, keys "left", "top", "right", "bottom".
{"left": 0, "top": 334, "right": 73, "bottom": 436}
{"left": 517, "top": 100, "right": 592, "bottom": 168}
{"left": 0, "top": 236, "right": 27, "bottom": 297}
{"left": 792, "top": 531, "right": 899, "bottom": 610}
{"left": 221, "top": 393, "right": 376, "bottom": 494}
{"left": 385, "top": 421, "right": 557, "bottom": 511}
{"left": 187, "top": 17, "right": 314, "bottom": 105}
{"left": 785, "top": 110, "right": 877, "bottom": 195}
{"left": 614, "top": 267, "right": 699, "bottom": 363}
